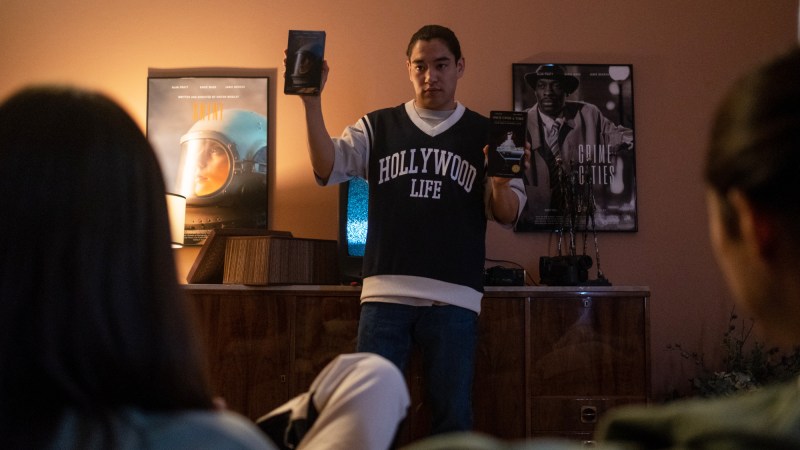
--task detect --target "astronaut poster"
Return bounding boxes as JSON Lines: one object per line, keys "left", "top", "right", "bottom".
{"left": 512, "top": 63, "right": 637, "bottom": 232}
{"left": 147, "top": 69, "right": 269, "bottom": 245}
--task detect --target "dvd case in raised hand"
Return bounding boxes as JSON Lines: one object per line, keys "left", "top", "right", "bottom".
{"left": 487, "top": 110, "right": 527, "bottom": 178}
{"left": 284, "top": 30, "right": 326, "bottom": 95}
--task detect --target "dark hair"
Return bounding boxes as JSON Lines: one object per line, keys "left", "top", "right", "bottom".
{"left": 704, "top": 47, "right": 800, "bottom": 237}
{"left": 406, "top": 24, "right": 462, "bottom": 61}
{"left": 0, "top": 86, "right": 214, "bottom": 446}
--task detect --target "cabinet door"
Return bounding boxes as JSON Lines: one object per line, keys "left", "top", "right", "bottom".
{"left": 473, "top": 296, "right": 528, "bottom": 439}
{"left": 290, "top": 294, "right": 361, "bottom": 397}
{"left": 530, "top": 296, "right": 648, "bottom": 397}
{"left": 190, "top": 292, "right": 291, "bottom": 420}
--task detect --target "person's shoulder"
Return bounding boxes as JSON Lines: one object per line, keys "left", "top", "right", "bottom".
{"left": 49, "top": 408, "right": 277, "bottom": 450}
{"left": 461, "top": 107, "right": 490, "bottom": 125}
{"left": 461, "top": 106, "right": 487, "bottom": 119}
{"left": 363, "top": 103, "right": 407, "bottom": 123}
{"left": 598, "top": 380, "right": 800, "bottom": 448}
{"left": 132, "top": 409, "right": 277, "bottom": 450}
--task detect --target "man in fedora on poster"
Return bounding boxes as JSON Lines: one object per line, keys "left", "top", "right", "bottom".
{"left": 517, "top": 64, "right": 634, "bottom": 231}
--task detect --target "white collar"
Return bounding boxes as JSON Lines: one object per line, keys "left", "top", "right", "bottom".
{"left": 405, "top": 100, "right": 466, "bottom": 137}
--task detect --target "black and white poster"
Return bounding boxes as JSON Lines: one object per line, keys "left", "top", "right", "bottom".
{"left": 512, "top": 63, "right": 637, "bottom": 232}
{"left": 147, "top": 69, "right": 269, "bottom": 245}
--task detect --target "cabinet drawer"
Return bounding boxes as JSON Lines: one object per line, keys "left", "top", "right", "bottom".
{"left": 531, "top": 397, "right": 647, "bottom": 434}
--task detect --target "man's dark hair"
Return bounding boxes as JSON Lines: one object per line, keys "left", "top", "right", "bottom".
{"left": 407, "top": 24, "right": 462, "bottom": 61}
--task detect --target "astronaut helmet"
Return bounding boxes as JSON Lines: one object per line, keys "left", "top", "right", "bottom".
{"left": 175, "top": 109, "right": 267, "bottom": 208}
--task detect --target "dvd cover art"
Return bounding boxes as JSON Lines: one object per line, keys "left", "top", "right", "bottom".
{"left": 147, "top": 72, "right": 269, "bottom": 245}
{"left": 285, "top": 30, "right": 326, "bottom": 95}
{"left": 487, "top": 111, "right": 527, "bottom": 178}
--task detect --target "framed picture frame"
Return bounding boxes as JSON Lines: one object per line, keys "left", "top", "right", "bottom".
{"left": 512, "top": 63, "right": 637, "bottom": 232}
{"left": 147, "top": 68, "right": 272, "bottom": 245}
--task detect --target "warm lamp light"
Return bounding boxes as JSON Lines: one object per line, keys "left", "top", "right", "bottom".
{"left": 165, "top": 193, "right": 186, "bottom": 248}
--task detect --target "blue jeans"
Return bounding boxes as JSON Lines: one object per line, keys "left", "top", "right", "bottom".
{"left": 356, "top": 302, "right": 478, "bottom": 435}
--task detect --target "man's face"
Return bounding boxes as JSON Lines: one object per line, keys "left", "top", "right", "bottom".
{"left": 407, "top": 38, "right": 464, "bottom": 111}
{"left": 534, "top": 78, "right": 567, "bottom": 118}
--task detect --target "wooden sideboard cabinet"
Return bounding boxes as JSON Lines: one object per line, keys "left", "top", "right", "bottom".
{"left": 184, "top": 284, "right": 650, "bottom": 445}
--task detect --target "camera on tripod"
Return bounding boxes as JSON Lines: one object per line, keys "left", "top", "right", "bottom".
{"left": 539, "top": 255, "right": 592, "bottom": 286}
{"left": 537, "top": 156, "right": 611, "bottom": 287}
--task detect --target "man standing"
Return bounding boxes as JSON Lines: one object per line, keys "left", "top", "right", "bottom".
{"left": 518, "top": 64, "right": 634, "bottom": 231}
{"left": 293, "top": 24, "right": 526, "bottom": 435}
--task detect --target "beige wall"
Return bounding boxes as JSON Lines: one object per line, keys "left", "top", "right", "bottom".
{"left": 3, "top": 0, "right": 797, "bottom": 399}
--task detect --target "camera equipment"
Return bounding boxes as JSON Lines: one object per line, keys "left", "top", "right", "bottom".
{"left": 539, "top": 156, "right": 611, "bottom": 286}
{"left": 539, "top": 255, "right": 592, "bottom": 286}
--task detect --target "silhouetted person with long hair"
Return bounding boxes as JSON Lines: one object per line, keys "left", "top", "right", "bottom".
{"left": 0, "top": 86, "right": 408, "bottom": 449}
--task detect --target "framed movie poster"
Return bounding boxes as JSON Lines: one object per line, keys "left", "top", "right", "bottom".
{"left": 512, "top": 63, "right": 637, "bottom": 232}
{"left": 147, "top": 68, "right": 270, "bottom": 245}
